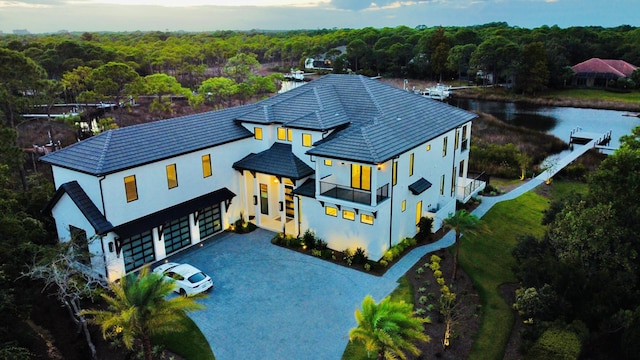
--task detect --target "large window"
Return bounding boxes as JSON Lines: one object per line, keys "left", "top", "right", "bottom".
{"left": 124, "top": 175, "right": 138, "bottom": 202}
{"left": 198, "top": 204, "right": 222, "bottom": 239}
{"left": 254, "top": 127, "right": 263, "bottom": 140}
{"left": 202, "top": 154, "right": 212, "bottom": 178}
{"left": 416, "top": 201, "right": 422, "bottom": 226}
{"left": 69, "top": 225, "right": 90, "bottom": 265}
{"left": 302, "top": 133, "right": 312, "bottom": 147}
{"left": 352, "top": 164, "right": 371, "bottom": 191}
{"left": 166, "top": 164, "right": 178, "bottom": 189}
{"left": 277, "top": 127, "right": 292, "bottom": 141}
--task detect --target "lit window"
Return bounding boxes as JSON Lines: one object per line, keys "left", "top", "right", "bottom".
{"left": 166, "top": 164, "right": 178, "bottom": 189}
{"left": 351, "top": 164, "right": 371, "bottom": 191}
{"left": 361, "top": 214, "right": 374, "bottom": 225}
{"left": 325, "top": 206, "right": 337, "bottom": 217}
{"left": 454, "top": 129, "right": 460, "bottom": 150}
{"left": 409, "top": 153, "right": 414, "bottom": 176}
{"left": 302, "top": 133, "right": 312, "bottom": 147}
{"left": 462, "top": 125, "right": 468, "bottom": 140}
{"left": 202, "top": 154, "right": 212, "bottom": 178}
{"left": 254, "top": 127, "right": 263, "bottom": 140}
{"left": 277, "top": 127, "right": 286, "bottom": 140}
{"left": 287, "top": 128, "right": 292, "bottom": 141}
{"left": 443, "top": 136, "right": 448, "bottom": 157}
{"left": 343, "top": 210, "right": 355, "bottom": 221}
{"left": 401, "top": 200, "right": 406, "bottom": 212}
{"left": 426, "top": 144, "right": 431, "bottom": 151}
{"left": 392, "top": 161, "right": 397, "bottom": 186}
{"left": 324, "top": 159, "right": 332, "bottom": 166}
{"left": 416, "top": 201, "right": 422, "bottom": 225}
{"left": 124, "top": 175, "right": 138, "bottom": 202}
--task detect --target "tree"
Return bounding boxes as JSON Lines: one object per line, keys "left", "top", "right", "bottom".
{"left": 0, "top": 48, "right": 47, "bottom": 128}
{"left": 223, "top": 53, "right": 261, "bottom": 84}
{"left": 443, "top": 210, "right": 482, "bottom": 282}
{"left": 349, "top": 295, "right": 429, "bottom": 360}
{"left": 90, "top": 62, "right": 144, "bottom": 123}
{"left": 428, "top": 27, "right": 450, "bottom": 82}
{"left": 447, "top": 44, "right": 476, "bottom": 84}
{"left": 81, "top": 267, "right": 205, "bottom": 360}
{"left": 517, "top": 42, "right": 549, "bottom": 95}
{"left": 198, "top": 77, "right": 238, "bottom": 107}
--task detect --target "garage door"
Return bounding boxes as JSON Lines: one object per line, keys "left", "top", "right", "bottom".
{"left": 122, "top": 230, "right": 155, "bottom": 272}
{"left": 164, "top": 215, "right": 191, "bottom": 254}
{"left": 198, "top": 204, "right": 222, "bottom": 239}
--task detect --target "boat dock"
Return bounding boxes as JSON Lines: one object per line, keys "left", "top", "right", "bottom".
{"left": 569, "top": 127, "right": 612, "bottom": 149}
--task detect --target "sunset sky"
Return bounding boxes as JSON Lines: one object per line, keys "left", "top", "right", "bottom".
{"left": 1, "top": 0, "right": 638, "bottom": 33}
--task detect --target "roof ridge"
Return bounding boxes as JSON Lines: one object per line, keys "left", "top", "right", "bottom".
{"left": 359, "top": 75, "right": 383, "bottom": 116}
{"left": 96, "top": 131, "right": 112, "bottom": 173}
{"left": 359, "top": 125, "right": 380, "bottom": 163}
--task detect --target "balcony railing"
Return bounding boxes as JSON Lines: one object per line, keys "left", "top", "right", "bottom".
{"left": 320, "top": 181, "right": 371, "bottom": 205}
{"left": 319, "top": 181, "right": 390, "bottom": 206}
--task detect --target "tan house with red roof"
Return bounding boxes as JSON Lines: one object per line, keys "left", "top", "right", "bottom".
{"left": 572, "top": 58, "right": 637, "bottom": 87}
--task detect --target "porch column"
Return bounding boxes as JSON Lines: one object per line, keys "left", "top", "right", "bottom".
{"left": 279, "top": 179, "right": 286, "bottom": 234}
{"left": 253, "top": 174, "right": 260, "bottom": 226}
{"left": 241, "top": 170, "right": 249, "bottom": 223}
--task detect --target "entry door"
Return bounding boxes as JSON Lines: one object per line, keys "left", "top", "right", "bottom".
{"left": 260, "top": 183, "right": 269, "bottom": 215}
{"left": 285, "top": 185, "right": 294, "bottom": 219}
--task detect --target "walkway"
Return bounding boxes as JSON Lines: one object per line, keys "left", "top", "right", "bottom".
{"left": 170, "top": 140, "right": 597, "bottom": 360}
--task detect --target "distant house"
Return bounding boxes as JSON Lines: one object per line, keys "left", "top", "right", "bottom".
{"left": 41, "top": 74, "right": 483, "bottom": 282}
{"left": 572, "top": 58, "right": 638, "bottom": 87}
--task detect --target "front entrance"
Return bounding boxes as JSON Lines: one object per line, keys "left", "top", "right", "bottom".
{"left": 260, "top": 183, "right": 269, "bottom": 215}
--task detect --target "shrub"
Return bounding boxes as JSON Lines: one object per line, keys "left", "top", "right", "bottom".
{"left": 302, "top": 229, "right": 316, "bottom": 249}
{"left": 419, "top": 295, "right": 428, "bottom": 305}
{"left": 379, "top": 259, "right": 389, "bottom": 267}
{"left": 430, "top": 254, "right": 441, "bottom": 263}
{"left": 433, "top": 270, "right": 442, "bottom": 278}
{"left": 315, "top": 238, "right": 328, "bottom": 251}
{"left": 416, "top": 267, "right": 425, "bottom": 275}
{"left": 321, "top": 249, "right": 333, "bottom": 259}
{"left": 418, "top": 287, "right": 427, "bottom": 293}
{"left": 415, "top": 308, "right": 427, "bottom": 316}
{"left": 364, "top": 263, "right": 371, "bottom": 272}
{"left": 416, "top": 216, "right": 434, "bottom": 242}
{"left": 311, "top": 249, "right": 322, "bottom": 257}
{"left": 526, "top": 328, "right": 582, "bottom": 360}
{"left": 383, "top": 250, "right": 394, "bottom": 263}
{"left": 352, "top": 247, "right": 367, "bottom": 265}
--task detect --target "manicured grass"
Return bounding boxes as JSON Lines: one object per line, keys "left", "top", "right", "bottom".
{"left": 460, "top": 191, "right": 549, "bottom": 360}
{"left": 153, "top": 313, "right": 215, "bottom": 360}
{"left": 544, "top": 88, "right": 640, "bottom": 104}
{"left": 342, "top": 276, "right": 413, "bottom": 360}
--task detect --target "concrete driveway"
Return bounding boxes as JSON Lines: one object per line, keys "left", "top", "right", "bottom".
{"left": 164, "top": 228, "right": 455, "bottom": 360}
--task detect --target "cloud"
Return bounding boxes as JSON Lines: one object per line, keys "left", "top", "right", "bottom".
{"left": 329, "top": 0, "right": 434, "bottom": 11}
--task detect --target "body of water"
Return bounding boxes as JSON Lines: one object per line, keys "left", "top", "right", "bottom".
{"left": 451, "top": 99, "right": 640, "bottom": 150}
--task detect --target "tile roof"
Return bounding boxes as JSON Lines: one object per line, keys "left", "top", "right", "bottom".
{"left": 40, "top": 105, "right": 256, "bottom": 175}
{"left": 43, "top": 181, "right": 114, "bottom": 234}
{"left": 292, "top": 178, "right": 316, "bottom": 198}
{"left": 233, "top": 142, "right": 314, "bottom": 180}
{"left": 41, "top": 74, "right": 476, "bottom": 173}
{"left": 408, "top": 177, "right": 433, "bottom": 195}
{"left": 572, "top": 58, "right": 638, "bottom": 78}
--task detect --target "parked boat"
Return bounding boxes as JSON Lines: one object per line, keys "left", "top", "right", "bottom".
{"left": 420, "top": 83, "right": 451, "bottom": 100}
{"left": 283, "top": 69, "right": 308, "bottom": 82}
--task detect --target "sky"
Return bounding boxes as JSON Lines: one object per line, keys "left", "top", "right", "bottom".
{"left": 1, "top": 0, "right": 638, "bottom": 34}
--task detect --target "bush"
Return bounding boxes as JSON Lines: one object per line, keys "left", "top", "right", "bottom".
{"left": 526, "top": 328, "right": 582, "bottom": 360}
{"left": 302, "top": 229, "right": 316, "bottom": 248}
{"left": 352, "top": 247, "right": 368, "bottom": 265}
{"left": 416, "top": 217, "right": 434, "bottom": 242}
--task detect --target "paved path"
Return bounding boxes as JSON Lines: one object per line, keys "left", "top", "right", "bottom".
{"left": 167, "top": 141, "right": 595, "bottom": 360}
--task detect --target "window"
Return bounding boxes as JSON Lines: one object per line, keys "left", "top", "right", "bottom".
{"left": 166, "top": 164, "right": 178, "bottom": 189}
{"left": 254, "top": 127, "right": 263, "bottom": 140}
{"left": 426, "top": 144, "right": 431, "bottom": 151}
{"left": 202, "top": 154, "right": 212, "bottom": 178}
{"left": 69, "top": 225, "right": 89, "bottom": 265}
{"left": 454, "top": 129, "right": 460, "bottom": 150}
{"left": 302, "top": 133, "right": 312, "bottom": 147}
{"left": 361, "top": 214, "right": 374, "bottom": 225}
{"left": 277, "top": 127, "right": 292, "bottom": 141}
{"left": 462, "top": 125, "right": 468, "bottom": 140}
{"left": 351, "top": 164, "right": 371, "bottom": 191}
{"left": 443, "top": 136, "right": 448, "bottom": 157}
{"left": 401, "top": 200, "right": 406, "bottom": 212}
{"left": 122, "top": 230, "right": 154, "bottom": 272}
{"left": 459, "top": 160, "right": 465, "bottom": 177}
{"left": 163, "top": 215, "right": 191, "bottom": 254}
{"left": 416, "top": 201, "right": 422, "bottom": 225}
{"left": 392, "top": 161, "right": 397, "bottom": 186}
{"left": 324, "top": 159, "right": 332, "bottom": 166}
{"left": 325, "top": 206, "right": 338, "bottom": 217}
{"left": 198, "top": 204, "right": 221, "bottom": 239}
{"left": 124, "top": 175, "right": 138, "bottom": 202}
{"left": 451, "top": 167, "right": 457, "bottom": 196}
{"left": 440, "top": 174, "right": 445, "bottom": 195}
{"left": 409, "top": 153, "right": 414, "bottom": 176}
{"left": 342, "top": 210, "right": 355, "bottom": 221}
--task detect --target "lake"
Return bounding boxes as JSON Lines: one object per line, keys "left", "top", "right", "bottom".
{"left": 450, "top": 99, "right": 640, "bottom": 149}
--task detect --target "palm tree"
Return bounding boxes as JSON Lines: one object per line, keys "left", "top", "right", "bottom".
{"left": 443, "top": 209, "right": 484, "bottom": 282}
{"left": 81, "top": 266, "right": 205, "bottom": 360}
{"left": 349, "top": 295, "right": 429, "bottom": 360}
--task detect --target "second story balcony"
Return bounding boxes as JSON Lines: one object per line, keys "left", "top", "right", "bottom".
{"left": 320, "top": 181, "right": 389, "bottom": 206}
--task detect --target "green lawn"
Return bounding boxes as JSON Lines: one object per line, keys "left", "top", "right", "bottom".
{"left": 544, "top": 88, "right": 640, "bottom": 104}
{"left": 342, "top": 276, "right": 413, "bottom": 360}
{"left": 153, "top": 313, "right": 215, "bottom": 360}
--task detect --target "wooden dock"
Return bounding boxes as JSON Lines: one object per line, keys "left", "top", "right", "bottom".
{"left": 569, "top": 127, "right": 612, "bottom": 149}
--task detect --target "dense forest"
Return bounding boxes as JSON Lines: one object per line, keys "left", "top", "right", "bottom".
{"left": 1, "top": 23, "right": 640, "bottom": 359}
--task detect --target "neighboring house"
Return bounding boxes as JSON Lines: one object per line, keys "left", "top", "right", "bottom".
{"left": 41, "top": 74, "right": 483, "bottom": 282}
{"left": 572, "top": 58, "right": 638, "bottom": 87}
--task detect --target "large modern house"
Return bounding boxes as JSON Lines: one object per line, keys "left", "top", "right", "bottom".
{"left": 572, "top": 58, "right": 638, "bottom": 87}
{"left": 41, "top": 74, "right": 483, "bottom": 282}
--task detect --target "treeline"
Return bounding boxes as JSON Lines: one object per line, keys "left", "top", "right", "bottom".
{"left": 2, "top": 22, "right": 640, "bottom": 95}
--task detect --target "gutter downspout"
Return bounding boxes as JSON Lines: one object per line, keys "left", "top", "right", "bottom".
{"left": 388, "top": 157, "right": 397, "bottom": 249}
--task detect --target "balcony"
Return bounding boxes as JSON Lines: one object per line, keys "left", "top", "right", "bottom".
{"left": 320, "top": 181, "right": 389, "bottom": 205}
{"left": 456, "top": 172, "right": 487, "bottom": 203}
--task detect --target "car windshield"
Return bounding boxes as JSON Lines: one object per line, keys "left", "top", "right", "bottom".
{"left": 188, "top": 272, "right": 207, "bottom": 283}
